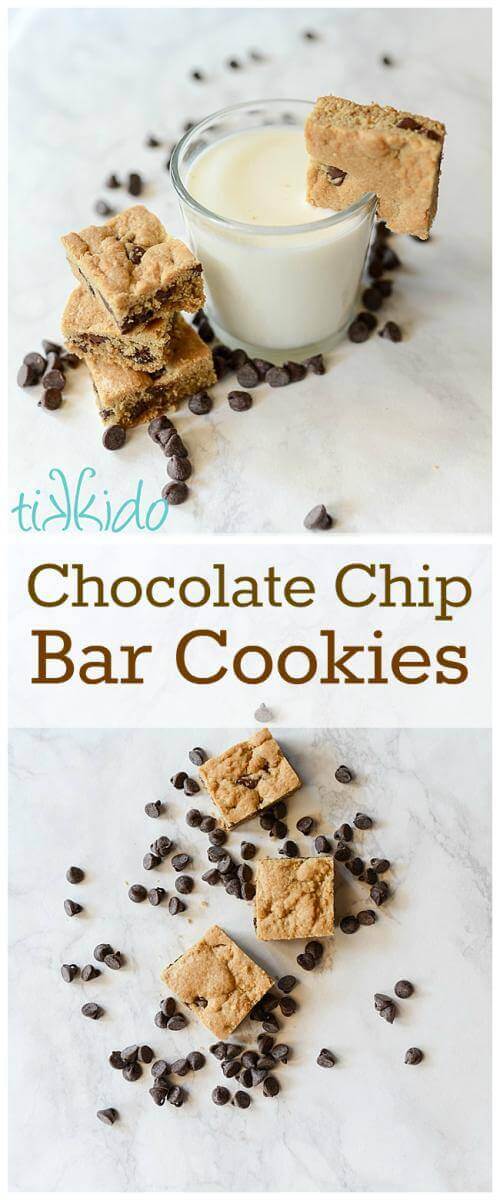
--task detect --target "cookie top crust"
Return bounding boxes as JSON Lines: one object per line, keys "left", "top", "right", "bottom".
{"left": 255, "top": 857, "right": 334, "bottom": 941}
{"left": 160, "top": 925, "right": 274, "bottom": 1039}
{"left": 199, "top": 728, "right": 302, "bottom": 828}
{"left": 307, "top": 95, "right": 445, "bottom": 141}
{"left": 61, "top": 205, "right": 202, "bottom": 321}
{"left": 61, "top": 285, "right": 172, "bottom": 343}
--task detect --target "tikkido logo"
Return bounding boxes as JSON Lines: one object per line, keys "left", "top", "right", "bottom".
{"left": 11, "top": 467, "right": 170, "bottom": 532}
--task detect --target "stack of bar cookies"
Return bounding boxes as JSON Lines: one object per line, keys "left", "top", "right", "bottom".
{"left": 60, "top": 205, "right": 216, "bottom": 445}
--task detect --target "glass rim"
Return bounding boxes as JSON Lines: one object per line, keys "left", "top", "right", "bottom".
{"left": 170, "top": 98, "right": 376, "bottom": 237}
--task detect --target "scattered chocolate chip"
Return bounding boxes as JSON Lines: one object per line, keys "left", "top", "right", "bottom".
{"left": 379, "top": 321, "right": 402, "bottom": 342}
{"left": 143, "top": 852, "right": 160, "bottom": 871}
{"left": 154, "top": 1011, "right": 168, "bottom": 1029}
{"left": 171, "top": 771, "right": 187, "bottom": 789}
{"left": 236, "top": 362, "right": 260, "bottom": 388}
{"left": 97, "top": 1107, "right": 118, "bottom": 1125}
{"left": 314, "top": 835, "right": 331, "bottom": 854}
{"left": 228, "top": 389, "right": 252, "bottom": 412}
{"left": 346, "top": 856, "right": 364, "bottom": 877}
{"left": 210, "top": 1042, "right": 227, "bottom": 1060}
{"left": 129, "top": 884, "right": 147, "bottom": 903}
{"left": 121, "top": 1045, "right": 139, "bottom": 1064}
{"left": 127, "top": 172, "right": 143, "bottom": 196}
{"left": 151, "top": 836, "right": 172, "bottom": 857}
{"left": 160, "top": 997, "right": 177, "bottom": 1018}
{"left": 109, "top": 1050, "right": 125, "bottom": 1069}
{"left": 270, "top": 819, "right": 288, "bottom": 840}
{"left": 168, "top": 896, "right": 186, "bottom": 915}
{"left": 374, "top": 993, "right": 398, "bottom": 1022}
{"left": 148, "top": 887, "right": 166, "bottom": 906}
{"left": 357, "top": 909, "right": 377, "bottom": 925}
{"left": 265, "top": 365, "right": 290, "bottom": 387}
{"left": 340, "top": 915, "right": 360, "bottom": 934}
{"left": 171, "top": 1056, "right": 190, "bottom": 1077}
{"left": 226, "top": 58, "right": 240, "bottom": 69}
{"left": 202, "top": 868, "right": 220, "bottom": 886}
{"left": 263, "top": 1075, "right": 280, "bottom": 1096}
{"left": 304, "top": 353, "right": 326, "bottom": 375}
{"left": 295, "top": 816, "right": 313, "bottom": 836}
{"left": 360, "top": 868, "right": 378, "bottom": 885}
{"left": 262, "top": 1013, "right": 280, "bottom": 1034}
{"left": 200, "top": 815, "right": 216, "bottom": 833}
{"left": 222, "top": 1058, "right": 241, "bottom": 1078}
{"left": 271, "top": 1043, "right": 289, "bottom": 1063}
{"left": 370, "top": 880, "right": 390, "bottom": 906}
{"left": 240, "top": 841, "right": 256, "bottom": 860}
{"left": 241, "top": 881, "right": 256, "bottom": 900}
{"left": 209, "top": 827, "right": 227, "bottom": 846}
{"left": 279, "top": 840, "right": 299, "bottom": 857}
{"left": 303, "top": 29, "right": 319, "bottom": 39}
{"left": 42, "top": 368, "right": 65, "bottom": 390}
{"left": 233, "top": 1089, "right": 251, "bottom": 1108}
{"left": 139, "top": 1045, "right": 154, "bottom": 1064}
{"left": 61, "top": 963, "right": 79, "bottom": 982}
{"left": 23, "top": 351, "right": 47, "bottom": 378}
{"left": 334, "top": 842, "right": 352, "bottom": 863}
{"left": 405, "top": 1047, "right": 423, "bottom": 1064}
{"left": 335, "top": 822, "right": 353, "bottom": 841}
{"left": 212, "top": 1085, "right": 230, "bottom": 1105}
{"left": 354, "top": 812, "right": 372, "bottom": 829}
{"left": 304, "top": 504, "right": 332, "bottom": 531}
{"left": 296, "top": 951, "right": 316, "bottom": 972}
{"left": 167, "top": 455, "right": 192, "bottom": 482}
{"left": 187, "top": 1050, "right": 205, "bottom": 1071}
{"left": 149, "top": 415, "right": 174, "bottom": 443}
{"left": 168, "top": 1011, "right": 188, "bottom": 1031}
{"left": 186, "top": 808, "right": 202, "bottom": 827}
{"left": 381, "top": 53, "right": 393, "bottom": 66}
{"left": 279, "top": 996, "right": 297, "bottom": 1016}
{"left": 66, "top": 865, "right": 84, "bottom": 884}
{"left": 395, "top": 979, "right": 414, "bottom": 998}
{"left": 64, "top": 898, "right": 82, "bottom": 916}
{"left": 362, "top": 285, "right": 383, "bottom": 311}
{"left": 167, "top": 1084, "right": 185, "bottom": 1107}
{"left": 357, "top": 310, "right": 378, "bottom": 331}
{"left": 105, "top": 173, "right": 121, "bottom": 188}
{"left": 95, "top": 199, "right": 115, "bottom": 217}
{"left": 183, "top": 776, "right": 200, "bottom": 796}
{"left": 198, "top": 317, "right": 214, "bottom": 343}
{"left": 151, "top": 1059, "right": 170, "bottom": 1078}
{"left": 94, "top": 943, "right": 113, "bottom": 963}
{"left": 102, "top": 424, "right": 126, "bottom": 451}
{"left": 371, "top": 858, "right": 390, "bottom": 873}
{"left": 175, "top": 875, "right": 193, "bottom": 895}
{"left": 39, "top": 389, "right": 63, "bottom": 411}
{"left": 162, "top": 431, "right": 188, "bottom": 458}
{"left": 149, "top": 1085, "right": 166, "bottom": 1105}
{"left": 335, "top": 765, "right": 353, "bottom": 784}
{"left": 162, "top": 481, "right": 189, "bottom": 505}
{"left": 104, "top": 952, "right": 123, "bottom": 970}
{"left": 82, "top": 1002, "right": 103, "bottom": 1020}
{"left": 317, "top": 1048, "right": 336, "bottom": 1068}
{"left": 306, "top": 941, "right": 324, "bottom": 964}
{"left": 145, "top": 134, "right": 161, "bottom": 147}
{"left": 145, "top": 800, "right": 163, "bottom": 818}
{"left": 348, "top": 318, "right": 371, "bottom": 343}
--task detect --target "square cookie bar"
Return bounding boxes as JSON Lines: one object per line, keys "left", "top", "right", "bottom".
{"left": 61, "top": 205, "right": 204, "bottom": 332}
{"left": 199, "top": 728, "right": 301, "bottom": 829}
{"left": 305, "top": 95, "right": 445, "bottom": 239}
{"left": 161, "top": 925, "right": 274, "bottom": 1039}
{"left": 85, "top": 316, "right": 216, "bottom": 429}
{"left": 255, "top": 857, "right": 334, "bottom": 941}
{"left": 62, "top": 286, "right": 178, "bottom": 372}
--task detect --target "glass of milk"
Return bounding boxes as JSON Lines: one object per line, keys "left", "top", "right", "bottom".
{"left": 171, "top": 100, "right": 376, "bottom": 358}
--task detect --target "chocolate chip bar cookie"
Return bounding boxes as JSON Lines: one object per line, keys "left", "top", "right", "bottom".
{"left": 305, "top": 95, "right": 446, "bottom": 239}
{"left": 199, "top": 729, "right": 301, "bottom": 829}
{"left": 84, "top": 316, "right": 216, "bottom": 429}
{"left": 161, "top": 925, "right": 274, "bottom": 1039}
{"left": 255, "top": 857, "right": 334, "bottom": 941}
{"left": 61, "top": 286, "right": 178, "bottom": 373}
{"left": 61, "top": 205, "right": 204, "bottom": 332}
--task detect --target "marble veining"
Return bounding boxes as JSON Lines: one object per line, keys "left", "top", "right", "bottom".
{"left": 8, "top": 7, "right": 490, "bottom": 534}
{"left": 9, "top": 727, "right": 491, "bottom": 1191}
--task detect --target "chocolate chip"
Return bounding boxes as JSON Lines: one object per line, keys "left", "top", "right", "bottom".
{"left": 334, "top": 842, "right": 352, "bottom": 862}
{"left": 259, "top": 813, "right": 274, "bottom": 830}
{"left": 228, "top": 389, "right": 252, "bottom": 412}
{"left": 149, "top": 414, "right": 174, "bottom": 442}
{"left": 121, "top": 1044, "right": 139, "bottom": 1064}
{"left": 209, "top": 827, "right": 227, "bottom": 846}
{"left": 270, "top": 819, "right": 288, "bottom": 840}
{"left": 187, "top": 384, "right": 214, "bottom": 416}
{"left": 175, "top": 875, "right": 193, "bottom": 894}
{"left": 145, "top": 800, "right": 163, "bottom": 818}
{"left": 284, "top": 360, "right": 307, "bottom": 382}
{"left": 162, "top": 481, "right": 189, "bottom": 505}
{"left": 250, "top": 358, "right": 271, "bottom": 381}
{"left": 348, "top": 318, "right": 371, "bottom": 343}
{"left": 183, "top": 776, "right": 200, "bottom": 796}
{"left": 306, "top": 941, "right": 324, "bottom": 965}
{"left": 210, "top": 1042, "right": 227, "bottom": 1060}
{"left": 265, "top": 365, "right": 290, "bottom": 387}
{"left": 239, "top": 1068, "right": 253, "bottom": 1088}
{"left": 200, "top": 815, "right": 216, "bottom": 833}
{"left": 374, "top": 993, "right": 398, "bottom": 1022}
{"left": 233, "top": 1089, "right": 251, "bottom": 1108}
{"left": 162, "top": 432, "right": 188, "bottom": 458}
{"left": 279, "top": 996, "right": 297, "bottom": 1016}
{"left": 314, "top": 835, "right": 331, "bottom": 854}
{"left": 230, "top": 347, "right": 248, "bottom": 370}
{"left": 296, "top": 951, "right": 315, "bottom": 971}
{"left": 193, "top": 995, "right": 208, "bottom": 1008}
{"left": 271, "top": 1042, "right": 289, "bottom": 1063}
{"left": 149, "top": 1085, "right": 166, "bottom": 1105}
{"left": 202, "top": 868, "right": 220, "bottom": 886}
{"left": 340, "top": 915, "right": 359, "bottom": 934}
{"left": 154, "top": 1011, "right": 168, "bottom": 1028}
{"left": 151, "top": 836, "right": 172, "bottom": 857}
{"left": 198, "top": 317, "right": 214, "bottom": 343}
{"left": 127, "top": 172, "right": 143, "bottom": 196}
{"left": 263, "top": 1075, "right": 280, "bottom": 1096}
{"left": 148, "top": 887, "right": 166, "bottom": 905}
{"left": 279, "top": 840, "right": 299, "bottom": 857}
{"left": 362, "top": 286, "right": 383, "bottom": 311}
{"left": 212, "top": 1085, "right": 230, "bottom": 1105}
{"left": 17, "top": 361, "right": 37, "bottom": 388}
{"left": 168, "top": 896, "right": 186, "bottom": 915}
{"left": 222, "top": 1058, "right": 241, "bottom": 1078}
{"left": 357, "top": 909, "right": 377, "bottom": 925}
{"left": 186, "top": 808, "right": 202, "bottom": 827}
{"left": 236, "top": 362, "right": 260, "bottom": 388}
{"left": 356, "top": 310, "right": 378, "bottom": 331}
{"left": 171, "top": 771, "right": 187, "bottom": 789}
{"left": 370, "top": 880, "right": 390, "bottom": 906}
{"left": 167, "top": 1084, "right": 185, "bottom": 1107}
{"left": 304, "top": 504, "right": 332, "bottom": 531}
{"left": 24, "top": 351, "right": 47, "bottom": 377}
{"left": 171, "top": 1056, "right": 190, "bottom": 1076}
{"left": 187, "top": 1050, "right": 205, "bottom": 1071}
{"left": 354, "top": 812, "right": 372, "bottom": 830}
{"left": 94, "top": 943, "right": 113, "bottom": 962}
{"left": 95, "top": 199, "right": 115, "bottom": 216}
{"left": 143, "top": 852, "right": 160, "bottom": 871}
{"left": 167, "top": 455, "right": 192, "bottom": 481}
{"left": 346, "top": 856, "right": 364, "bottom": 877}
{"left": 405, "top": 1047, "right": 423, "bottom": 1064}
{"left": 379, "top": 321, "right": 402, "bottom": 342}
{"left": 105, "top": 173, "right": 121, "bottom": 188}
{"left": 39, "top": 389, "right": 63, "bottom": 411}
{"left": 129, "top": 884, "right": 147, "bottom": 902}
{"left": 240, "top": 1050, "right": 258, "bottom": 1068}
{"left": 262, "top": 1013, "right": 279, "bottom": 1034}
{"left": 225, "top": 877, "right": 242, "bottom": 898}
{"left": 317, "top": 1048, "right": 336, "bottom": 1067}
{"left": 397, "top": 116, "right": 422, "bottom": 131}
{"left": 104, "top": 952, "right": 123, "bottom": 970}
{"left": 160, "top": 997, "right": 176, "bottom": 1018}
{"left": 360, "top": 868, "right": 378, "bottom": 884}
{"left": 304, "top": 353, "right": 326, "bottom": 375}
{"left": 42, "top": 368, "right": 65, "bottom": 390}
{"left": 61, "top": 963, "right": 79, "bottom": 982}
{"left": 152, "top": 1058, "right": 171, "bottom": 1077}
{"left": 102, "top": 425, "right": 126, "bottom": 451}
{"left": 335, "top": 822, "right": 353, "bottom": 841}
{"left": 168, "top": 1011, "right": 188, "bottom": 1031}
{"left": 335, "top": 765, "right": 353, "bottom": 784}
{"left": 66, "top": 865, "right": 84, "bottom": 884}
{"left": 241, "top": 840, "right": 256, "bottom": 859}
{"left": 145, "top": 134, "right": 161, "bottom": 147}
{"left": 242, "top": 882, "right": 256, "bottom": 900}
{"left": 82, "top": 1002, "right": 103, "bottom": 1020}
{"left": 97, "top": 1107, "right": 118, "bottom": 1125}
{"left": 426, "top": 129, "right": 441, "bottom": 142}
{"left": 109, "top": 1051, "right": 125, "bottom": 1068}
{"left": 395, "top": 979, "right": 414, "bottom": 998}
{"left": 64, "top": 899, "right": 82, "bottom": 916}
{"left": 326, "top": 165, "right": 346, "bottom": 186}
{"left": 381, "top": 53, "right": 393, "bottom": 66}
{"left": 295, "top": 816, "right": 313, "bottom": 836}
{"left": 227, "top": 58, "right": 241, "bottom": 69}
{"left": 139, "top": 1045, "right": 154, "bottom": 1063}
{"left": 371, "top": 858, "right": 390, "bottom": 873}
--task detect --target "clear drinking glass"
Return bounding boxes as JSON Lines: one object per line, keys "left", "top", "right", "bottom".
{"left": 171, "top": 99, "right": 376, "bottom": 359}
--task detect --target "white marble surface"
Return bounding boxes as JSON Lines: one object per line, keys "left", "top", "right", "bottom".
{"left": 9, "top": 727, "right": 491, "bottom": 1192}
{"left": 9, "top": 7, "right": 490, "bottom": 534}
